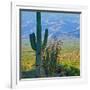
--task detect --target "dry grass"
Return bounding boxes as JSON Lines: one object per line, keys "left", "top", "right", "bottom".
{"left": 20, "top": 47, "right": 36, "bottom": 71}
{"left": 20, "top": 47, "right": 80, "bottom": 72}
{"left": 58, "top": 49, "right": 80, "bottom": 69}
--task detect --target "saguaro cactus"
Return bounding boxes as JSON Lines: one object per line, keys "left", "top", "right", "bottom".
{"left": 29, "top": 12, "right": 48, "bottom": 77}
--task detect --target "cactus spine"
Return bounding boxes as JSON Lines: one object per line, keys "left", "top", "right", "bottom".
{"left": 29, "top": 12, "right": 48, "bottom": 77}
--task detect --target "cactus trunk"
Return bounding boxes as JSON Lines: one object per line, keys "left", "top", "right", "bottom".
{"left": 36, "top": 12, "right": 42, "bottom": 77}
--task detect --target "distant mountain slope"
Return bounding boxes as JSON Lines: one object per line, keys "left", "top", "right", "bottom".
{"left": 21, "top": 11, "right": 80, "bottom": 44}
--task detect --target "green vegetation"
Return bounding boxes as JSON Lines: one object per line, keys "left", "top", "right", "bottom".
{"left": 20, "top": 40, "right": 80, "bottom": 78}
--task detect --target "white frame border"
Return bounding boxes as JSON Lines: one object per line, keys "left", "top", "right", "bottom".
{"left": 11, "top": 1, "right": 88, "bottom": 88}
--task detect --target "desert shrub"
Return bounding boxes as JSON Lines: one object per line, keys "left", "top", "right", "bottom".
{"left": 42, "top": 38, "right": 63, "bottom": 77}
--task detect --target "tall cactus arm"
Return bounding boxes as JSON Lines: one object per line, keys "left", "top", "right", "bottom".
{"left": 42, "top": 29, "right": 48, "bottom": 49}
{"left": 36, "top": 12, "right": 41, "bottom": 42}
{"left": 29, "top": 33, "right": 36, "bottom": 50}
